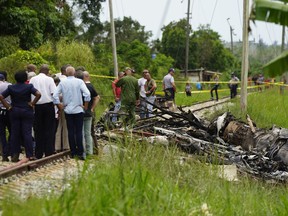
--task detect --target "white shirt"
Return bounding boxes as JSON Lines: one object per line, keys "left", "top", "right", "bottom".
{"left": 30, "top": 73, "right": 56, "bottom": 104}
{"left": 163, "top": 73, "right": 175, "bottom": 89}
{"left": 0, "top": 81, "right": 11, "bottom": 108}
{"left": 55, "top": 72, "right": 67, "bottom": 81}
{"left": 138, "top": 77, "right": 147, "bottom": 98}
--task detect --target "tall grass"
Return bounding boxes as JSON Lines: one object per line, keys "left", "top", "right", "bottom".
{"left": 227, "top": 87, "right": 288, "bottom": 128}
{"left": 2, "top": 141, "right": 288, "bottom": 215}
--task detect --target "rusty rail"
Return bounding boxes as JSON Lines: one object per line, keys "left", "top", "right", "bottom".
{"left": 0, "top": 150, "right": 70, "bottom": 179}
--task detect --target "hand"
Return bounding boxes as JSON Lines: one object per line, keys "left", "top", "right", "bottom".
{"left": 57, "top": 103, "right": 64, "bottom": 110}
{"left": 136, "top": 100, "right": 140, "bottom": 106}
{"left": 28, "top": 102, "right": 35, "bottom": 108}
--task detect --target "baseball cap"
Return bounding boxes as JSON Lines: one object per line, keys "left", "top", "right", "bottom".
{"left": 169, "top": 68, "right": 175, "bottom": 73}
{"left": 0, "top": 74, "right": 4, "bottom": 80}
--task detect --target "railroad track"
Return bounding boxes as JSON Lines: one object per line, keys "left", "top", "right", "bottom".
{"left": 0, "top": 150, "right": 85, "bottom": 201}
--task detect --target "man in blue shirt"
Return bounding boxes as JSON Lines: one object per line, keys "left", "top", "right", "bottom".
{"left": 53, "top": 66, "right": 90, "bottom": 160}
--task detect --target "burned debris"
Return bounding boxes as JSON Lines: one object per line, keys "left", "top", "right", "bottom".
{"left": 96, "top": 101, "right": 288, "bottom": 183}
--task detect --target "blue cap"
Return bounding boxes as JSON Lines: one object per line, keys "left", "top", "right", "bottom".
{"left": 169, "top": 68, "right": 175, "bottom": 73}
{"left": 0, "top": 74, "right": 4, "bottom": 80}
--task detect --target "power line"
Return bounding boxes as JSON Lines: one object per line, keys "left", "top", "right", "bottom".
{"left": 209, "top": 0, "right": 218, "bottom": 26}
{"left": 156, "top": 0, "right": 172, "bottom": 39}
{"left": 237, "top": 0, "right": 242, "bottom": 29}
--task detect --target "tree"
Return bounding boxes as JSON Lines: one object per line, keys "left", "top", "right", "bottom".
{"left": 73, "top": 0, "right": 106, "bottom": 43}
{"left": 117, "top": 40, "right": 152, "bottom": 73}
{"left": 161, "top": 19, "right": 187, "bottom": 69}
{"left": 0, "top": 0, "right": 75, "bottom": 49}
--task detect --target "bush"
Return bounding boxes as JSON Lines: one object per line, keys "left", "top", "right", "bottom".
{"left": 56, "top": 39, "right": 97, "bottom": 73}
{"left": 0, "top": 50, "right": 48, "bottom": 82}
{"left": 0, "top": 36, "right": 20, "bottom": 59}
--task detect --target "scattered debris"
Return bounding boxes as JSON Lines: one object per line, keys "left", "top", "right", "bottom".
{"left": 96, "top": 101, "right": 288, "bottom": 183}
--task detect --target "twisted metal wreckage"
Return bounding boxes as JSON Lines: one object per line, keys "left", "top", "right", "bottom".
{"left": 96, "top": 99, "right": 288, "bottom": 183}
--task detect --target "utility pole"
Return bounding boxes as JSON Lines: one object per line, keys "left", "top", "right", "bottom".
{"left": 240, "top": 0, "right": 249, "bottom": 112}
{"left": 109, "top": 0, "right": 118, "bottom": 77}
{"left": 281, "top": 26, "right": 285, "bottom": 52}
{"left": 185, "top": 0, "right": 191, "bottom": 78}
{"left": 227, "top": 18, "right": 234, "bottom": 54}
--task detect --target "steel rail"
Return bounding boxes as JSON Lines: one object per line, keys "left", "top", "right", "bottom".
{"left": 0, "top": 150, "right": 70, "bottom": 179}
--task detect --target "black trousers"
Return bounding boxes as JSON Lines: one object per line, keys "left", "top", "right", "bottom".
{"left": 230, "top": 85, "right": 238, "bottom": 98}
{"left": 0, "top": 108, "right": 11, "bottom": 157}
{"left": 210, "top": 84, "right": 219, "bottom": 100}
{"left": 164, "top": 88, "right": 175, "bottom": 100}
{"left": 34, "top": 102, "right": 56, "bottom": 158}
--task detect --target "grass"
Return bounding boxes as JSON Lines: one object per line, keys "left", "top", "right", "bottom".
{"left": 2, "top": 143, "right": 288, "bottom": 215}
{"left": 2, "top": 86, "right": 288, "bottom": 215}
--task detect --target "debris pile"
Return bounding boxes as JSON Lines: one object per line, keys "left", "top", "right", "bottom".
{"left": 96, "top": 102, "right": 288, "bottom": 183}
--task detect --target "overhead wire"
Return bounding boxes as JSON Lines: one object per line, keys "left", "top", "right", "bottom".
{"left": 209, "top": 0, "right": 218, "bottom": 27}
{"left": 156, "top": 0, "right": 172, "bottom": 39}
{"left": 237, "top": 0, "right": 242, "bottom": 29}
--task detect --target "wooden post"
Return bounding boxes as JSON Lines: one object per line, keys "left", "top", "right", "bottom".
{"left": 185, "top": 0, "right": 191, "bottom": 78}
{"left": 240, "top": 0, "right": 249, "bottom": 112}
{"left": 109, "top": 0, "right": 118, "bottom": 78}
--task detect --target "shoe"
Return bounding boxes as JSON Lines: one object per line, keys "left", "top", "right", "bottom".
{"left": 2, "top": 156, "right": 9, "bottom": 162}
{"left": 11, "top": 154, "right": 20, "bottom": 162}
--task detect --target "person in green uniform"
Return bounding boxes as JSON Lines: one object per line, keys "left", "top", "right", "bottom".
{"left": 116, "top": 67, "right": 140, "bottom": 127}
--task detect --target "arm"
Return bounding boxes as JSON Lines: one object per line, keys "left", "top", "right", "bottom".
{"left": 0, "top": 95, "right": 11, "bottom": 110}
{"left": 91, "top": 95, "right": 100, "bottom": 112}
{"left": 53, "top": 84, "right": 64, "bottom": 110}
{"left": 81, "top": 81, "right": 91, "bottom": 110}
{"left": 29, "top": 91, "right": 41, "bottom": 107}
{"left": 112, "top": 80, "right": 119, "bottom": 101}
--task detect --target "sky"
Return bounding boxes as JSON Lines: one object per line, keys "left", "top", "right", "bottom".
{"left": 100, "top": 0, "right": 285, "bottom": 45}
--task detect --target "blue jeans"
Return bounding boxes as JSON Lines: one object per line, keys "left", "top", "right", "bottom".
{"left": 83, "top": 116, "right": 93, "bottom": 155}
{"left": 0, "top": 108, "right": 10, "bottom": 157}
{"left": 139, "top": 98, "right": 147, "bottom": 119}
{"left": 65, "top": 113, "right": 84, "bottom": 158}
{"left": 146, "top": 96, "right": 156, "bottom": 117}
{"left": 112, "top": 100, "right": 121, "bottom": 122}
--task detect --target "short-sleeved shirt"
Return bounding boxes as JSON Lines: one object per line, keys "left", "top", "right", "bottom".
{"left": 1, "top": 83, "right": 38, "bottom": 110}
{"left": 84, "top": 82, "right": 98, "bottom": 117}
{"left": 0, "top": 81, "right": 11, "bottom": 108}
{"left": 163, "top": 73, "right": 174, "bottom": 89}
{"left": 138, "top": 77, "right": 147, "bottom": 98}
{"left": 112, "top": 79, "right": 121, "bottom": 99}
{"left": 29, "top": 73, "right": 56, "bottom": 104}
{"left": 116, "top": 75, "right": 139, "bottom": 104}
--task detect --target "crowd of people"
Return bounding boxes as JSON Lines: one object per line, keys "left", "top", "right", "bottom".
{"left": 2, "top": 64, "right": 268, "bottom": 162}
{"left": 111, "top": 67, "right": 178, "bottom": 127}
{"left": 0, "top": 64, "right": 99, "bottom": 162}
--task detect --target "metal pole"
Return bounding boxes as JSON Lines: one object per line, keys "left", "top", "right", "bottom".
{"left": 240, "top": 0, "right": 249, "bottom": 112}
{"left": 109, "top": 0, "right": 118, "bottom": 77}
{"left": 282, "top": 25, "right": 285, "bottom": 52}
{"left": 230, "top": 26, "right": 234, "bottom": 54}
{"left": 185, "top": 0, "right": 191, "bottom": 78}
{"left": 227, "top": 18, "right": 234, "bottom": 54}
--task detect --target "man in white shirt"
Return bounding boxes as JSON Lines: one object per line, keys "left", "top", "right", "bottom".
{"left": 138, "top": 69, "right": 148, "bottom": 118}
{"left": 29, "top": 64, "right": 57, "bottom": 159}
{"left": 162, "top": 68, "right": 176, "bottom": 101}
{"left": 54, "top": 64, "right": 70, "bottom": 152}
{"left": 53, "top": 66, "right": 90, "bottom": 160}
